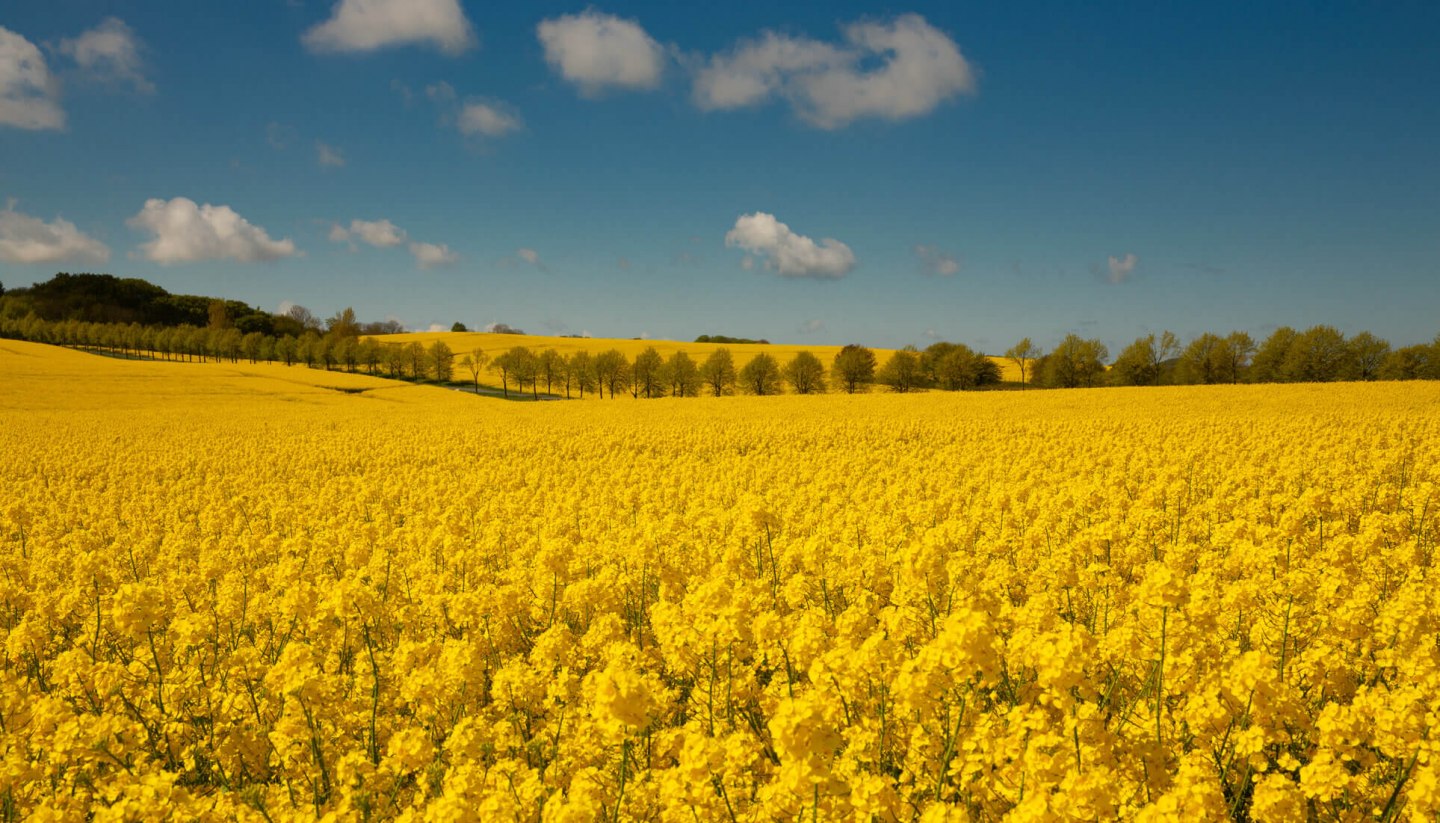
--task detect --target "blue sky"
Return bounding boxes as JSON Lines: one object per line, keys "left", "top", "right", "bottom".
{"left": 2, "top": 1, "right": 1438, "bottom": 352}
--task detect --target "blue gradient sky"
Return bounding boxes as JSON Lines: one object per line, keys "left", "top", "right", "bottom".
{"left": 2, "top": 1, "right": 1438, "bottom": 353}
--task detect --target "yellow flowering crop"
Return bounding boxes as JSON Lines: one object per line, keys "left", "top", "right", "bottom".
{"left": 2, "top": 339, "right": 1439, "bottom": 820}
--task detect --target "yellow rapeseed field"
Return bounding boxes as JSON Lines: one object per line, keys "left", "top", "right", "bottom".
{"left": 3, "top": 339, "right": 1439, "bottom": 820}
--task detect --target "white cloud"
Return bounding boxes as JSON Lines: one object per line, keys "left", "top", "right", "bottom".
{"left": 0, "top": 26, "right": 64, "bottom": 130}
{"left": 127, "top": 197, "right": 297, "bottom": 264}
{"left": 0, "top": 200, "right": 109, "bottom": 264}
{"left": 303, "top": 0, "right": 475, "bottom": 56}
{"left": 1107, "top": 253, "right": 1138, "bottom": 284}
{"left": 331, "top": 217, "right": 453, "bottom": 269}
{"left": 516, "top": 247, "right": 539, "bottom": 265}
{"left": 409, "top": 241, "right": 457, "bottom": 268}
{"left": 458, "top": 101, "right": 522, "bottom": 137}
{"left": 724, "top": 212, "right": 855, "bottom": 279}
{"left": 693, "top": 14, "right": 974, "bottom": 129}
{"left": 316, "top": 141, "right": 346, "bottom": 167}
{"left": 914, "top": 244, "right": 960, "bottom": 276}
{"left": 537, "top": 11, "right": 664, "bottom": 96}
{"left": 797, "top": 318, "right": 826, "bottom": 334}
{"left": 692, "top": 33, "right": 844, "bottom": 111}
{"left": 423, "top": 83, "right": 521, "bottom": 141}
{"left": 57, "top": 17, "right": 153, "bottom": 94}
{"left": 332, "top": 218, "right": 406, "bottom": 248}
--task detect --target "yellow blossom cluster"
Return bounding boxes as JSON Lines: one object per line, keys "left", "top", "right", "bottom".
{"left": 2, "top": 340, "right": 1439, "bottom": 820}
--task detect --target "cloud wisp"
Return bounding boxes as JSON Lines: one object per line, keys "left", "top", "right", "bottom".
{"left": 1107, "top": 253, "right": 1138, "bottom": 284}
{"left": 914, "top": 244, "right": 960, "bottom": 276}
{"left": 58, "top": 17, "right": 153, "bottom": 93}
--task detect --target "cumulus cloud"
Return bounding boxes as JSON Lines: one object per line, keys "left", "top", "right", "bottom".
{"left": 693, "top": 14, "right": 974, "bottom": 128}
{"left": 0, "top": 27, "right": 64, "bottom": 130}
{"left": 57, "top": 17, "right": 153, "bottom": 93}
{"left": 316, "top": 141, "right": 346, "bottom": 167}
{"left": 0, "top": 200, "right": 109, "bottom": 264}
{"left": 127, "top": 197, "right": 297, "bottom": 264}
{"left": 537, "top": 11, "right": 665, "bottom": 96}
{"left": 458, "top": 101, "right": 522, "bottom": 137}
{"left": 409, "top": 241, "right": 457, "bottom": 268}
{"left": 1107, "top": 252, "right": 1138, "bottom": 284}
{"left": 331, "top": 218, "right": 407, "bottom": 248}
{"left": 421, "top": 83, "right": 521, "bottom": 141}
{"left": 303, "top": 0, "right": 475, "bottom": 56}
{"left": 797, "top": 318, "right": 826, "bottom": 334}
{"left": 914, "top": 244, "right": 960, "bottom": 276}
{"left": 724, "top": 212, "right": 855, "bottom": 279}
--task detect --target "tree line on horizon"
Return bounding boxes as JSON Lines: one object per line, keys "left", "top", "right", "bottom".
{"left": 5, "top": 308, "right": 1440, "bottom": 399}
{"left": 4, "top": 274, "right": 1439, "bottom": 394}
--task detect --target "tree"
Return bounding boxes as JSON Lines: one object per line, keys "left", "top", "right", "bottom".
{"left": 333, "top": 335, "right": 359, "bottom": 371}
{"left": 699, "top": 348, "right": 737, "bottom": 397}
{"left": 503, "top": 346, "right": 539, "bottom": 397}
{"left": 359, "top": 337, "right": 382, "bottom": 374}
{"left": 276, "top": 335, "right": 297, "bottom": 366}
{"left": 933, "top": 344, "right": 997, "bottom": 390}
{"left": 632, "top": 347, "right": 665, "bottom": 398}
{"left": 1348, "top": 331, "right": 1390, "bottom": 381}
{"left": 429, "top": 341, "right": 455, "bottom": 382}
{"left": 833, "top": 345, "right": 877, "bottom": 394}
{"left": 405, "top": 341, "right": 429, "bottom": 380}
{"left": 594, "top": 349, "right": 629, "bottom": 398}
{"left": 382, "top": 343, "right": 405, "bottom": 378}
{"left": 326, "top": 307, "right": 360, "bottom": 338}
{"left": 1110, "top": 332, "right": 1179, "bottom": 387}
{"left": 1249, "top": 327, "right": 1298, "bottom": 383}
{"left": 783, "top": 351, "right": 826, "bottom": 394}
{"left": 451, "top": 322, "right": 468, "bottom": 332}
{"left": 1040, "top": 334, "right": 1108, "bottom": 388}
{"left": 461, "top": 348, "right": 487, "bottom": 391}
{"left": 538, "top": 349, "right": 564, "bottom": 395}
{"left": 207, "top": 300, "right": 231, "bottom": 330}
{"left": 738, "top": 352, "right": 782, "bottom": 395}
{"left": 666, "top": 351, "right": 700, "bottom": 397}
{"left": 569, "top": 351, "right": 595, "bottom": 398}
{"left": 1005, "top": 338, "right": 1040, "bottom": 389}
{"left": 1280, "top": 325, "right": 1350, "bottom": 382}
{"left": 1176, "top": 333, "right": 1223, "bottom": 384}
{"left": 492, "top": 350, "right": 514, "bottom": 397}
{"left": 1380, "top": 344, "right": 1434, "bottom": 381}
{"left": 1218, "top": 332, "right": 1256, "bottom": 384}
{"left": 286, "top": 304, "right": 321, "bottom": 332}
{"left": 241, "top": 332, "right": 264, "bottom": 364}
{"left": 877, "top": 347, "right": 923, "bottom": 392}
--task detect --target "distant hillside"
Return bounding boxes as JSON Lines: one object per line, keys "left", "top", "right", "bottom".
{"left": 0, "top": 273, "right": 279, "bottom": 332}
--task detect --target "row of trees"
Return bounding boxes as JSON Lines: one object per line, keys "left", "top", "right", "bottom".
{"left": 6, "top": 311, "right": 1440, "bottom": 396}
{"left": 1016, "top": 325, "right": 1438, "bottom": 388}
